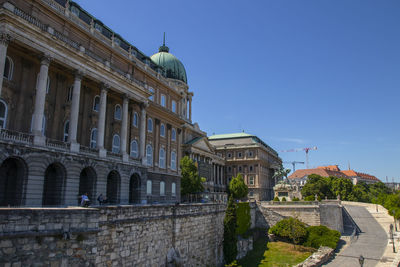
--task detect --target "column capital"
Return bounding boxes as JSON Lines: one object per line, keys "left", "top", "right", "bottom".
{"left": 123, "top": 94, "right": 130, "bottom": 102}
{"left": 40, "top": 54, "right": 52, "bottom": 67}
{"left": 140, "top": 101, "right": 149, "bottom": 110}
{"left": 0, "top": 32, "right": 13, "bottom": 46}
{"left": 74, "top": 70, "right": 84, "bottom": 81}
{"left": 100, "top": 83, "right": 110, "bottom": 92}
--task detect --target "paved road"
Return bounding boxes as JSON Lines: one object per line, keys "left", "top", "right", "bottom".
{"left": 324, "top": 205, "right": 388, "bottom": 267}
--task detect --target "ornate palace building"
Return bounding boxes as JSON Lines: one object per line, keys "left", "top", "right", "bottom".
{"left": 208, "top": 133, "right": 281, "bottom": 201}
{"left": 0, "top": 0, "right": 215, "bottom": 206}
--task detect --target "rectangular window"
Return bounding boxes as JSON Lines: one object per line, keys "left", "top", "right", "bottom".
{"left": 161, "top": 94, "right": 166, "bottom": 107}
{"left": 147, "top": 180, "right": 152, "bottom": 195}
{"left": 249, "top": 176, "right": 255, "bottom": 185}
{"left": 172, "top": 100, "right": 176, "bottom": 113}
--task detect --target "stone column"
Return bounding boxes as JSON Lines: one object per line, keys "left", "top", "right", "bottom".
{"left": 188, "top": 96, "right": 192, "bottom": 121}
{"left": 0, "top": 32, "right": 12, "bottom": 97}
{"left": 69, "top": 71, "right": 82, "bottom": 152}
{"left": 121, "top": 95, "right": 129, "bottom": 162}
{"left": 32, "top": 55, "right": 51, "bottom": 146}
{"left": 139, "top": 102, "right": 148, "bottom": 165}
{"left": 97, "top": 84, "right": 108, "bottom": 157}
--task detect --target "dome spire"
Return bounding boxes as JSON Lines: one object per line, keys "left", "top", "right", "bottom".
{"left": 159, "top": 32, "right": 169, "bottom": 53}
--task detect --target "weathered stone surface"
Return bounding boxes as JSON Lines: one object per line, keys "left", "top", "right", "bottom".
{"left": 294, "top": 246, "right": 334, "bottom": 267}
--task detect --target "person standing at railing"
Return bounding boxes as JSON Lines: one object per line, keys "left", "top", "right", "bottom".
{"left": 80, "top": 193, "right": 90, "bottom": 207}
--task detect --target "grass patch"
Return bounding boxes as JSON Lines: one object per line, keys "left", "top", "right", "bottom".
{"left": 238, "top": 237, "right": 315, "bottom": 267}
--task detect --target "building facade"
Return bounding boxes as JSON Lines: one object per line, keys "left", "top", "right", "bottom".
{"left": 208, "top": 133, "right": 281, "bottom": 201}
{"left": 0, "top": 0, "right": 204, "bottom": 206}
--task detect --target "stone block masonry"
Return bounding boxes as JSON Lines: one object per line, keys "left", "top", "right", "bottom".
{"left": 0, "top": 204, "right": 225, "bottom": 266}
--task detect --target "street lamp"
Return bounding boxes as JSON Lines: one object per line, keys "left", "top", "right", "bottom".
{"left": 358, "top": 255, "right": 364, "bottom": 267}
{"left": 390, "top": 224, "right": 396, "bottom": 253}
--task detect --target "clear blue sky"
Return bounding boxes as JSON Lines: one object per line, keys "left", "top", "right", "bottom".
{"left": 74, "top": 0, "right": 400, "bottom": 181}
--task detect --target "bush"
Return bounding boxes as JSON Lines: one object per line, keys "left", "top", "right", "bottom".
{"left": 303, "top": 225, "right": 341, "bottom": 249}
{"left": 304, "top": 195, "right": 315, "bottom": 201}
{"left": 229, "top": 173, "right": 248, "bottom": 199}
{"left": 292, "top": 197, "right": 300, "bottom": 201}
{"left": 282, "top": 197, "right": 287, "bottom": 202}
{"left": 273, "top": 196, "right": 280, "bottom": 202}
{"left": 236, "top": 202, "right": 251, "bottom": 235}
{"left": 223, "top": 197, "right": 238, "bottom": 264}
{"left": 268, "top": 218, "right": 307, "bottom": 245}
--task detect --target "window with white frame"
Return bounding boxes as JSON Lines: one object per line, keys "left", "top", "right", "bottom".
{"left": 146, "top": 180, "right": 152, "bottom": 195}
{"left": 159, "top": 148, "right": 165, "bottom": 168}
{"left": 149, "top": 87, "right": 154, "bottom": 101}
{"left": 172, "top": 100, "right": 176, "bottom": 113}
{"left": 161, "top": 94, "right": 166, "bottom": 107}
{"left": 112, "top": 134, "right": 121, "bottom": 153}
{"left": 160, "top": 181, "right": 165, "bottom": 196}
{"left": 249, "top": 175, "right": 255, "bottom": 185}
{"left": 67, "top": 85, "right": 73, "bottom": 102}
{"left": 0, "top": 100, "right": 7, "bottom": 129}
{"left": 3, "top": 56, "right": 13, "bottom": 81}
{"left": 171, "top": 182, "right": 176, "bottom": 196}
{"left": 114, "top": 105, "right": 122, "bottom": 120}
{"left": 133, "top": 112, "right": 138, "bottom": 127}
{"left": 63, "top": 120, "right": 69, "bottom": 142}
{"left": 171, "top": 128, "right": 176, "bottom": 141}
{"left": 160, "top": 123, "right": 165, "bottom": 137}
{"left": 147, "top": 118, "right": 153, "bottom": 132}
{"left": 93, "top": 95, "right": 100, "bottom": 112}
{"left": 146, "top": 144, "right": 153, "bottom": 166}
{"left": 171, "top": 151, "right": 177, "bottom": 171}
{"left": 90, "top": 128, "right": 97, "bottom": 148}
{"left": 130, "top": 140, "right": 138, "bottom": 158}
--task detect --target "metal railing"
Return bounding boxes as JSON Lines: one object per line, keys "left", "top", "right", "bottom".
{"left": 0, "top": 128, "right": 33, "bottom": 144}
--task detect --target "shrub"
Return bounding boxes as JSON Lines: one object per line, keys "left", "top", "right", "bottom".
{"left": 223, "top": 196, "right": 238, "bottom": 264}
{"left": 268, "top": 218, "right": 307, "bottom": 245}
{"left": 282, "top": 197, "right": 287, "bottom": 202}
{"left": 229, "top": 173, "right": 248, "bottom": 199}
{"left": 304, "top": 195, "right": 315, "bottom": 201}
{"left": 292, "top": 197, "right": 300, "bottom": 201}
{"left": 236, "top": 202, "right": 251, "bottom": 235}
{"left": 303, "top": 225, "right": 341, "bottom": 249}
{"left": 273, "top": 196, "right": 280, "bottom": 202}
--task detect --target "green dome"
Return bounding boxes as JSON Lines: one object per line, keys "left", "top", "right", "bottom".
{"left": 150, "top": 44, "right": 187, "bottom": 84}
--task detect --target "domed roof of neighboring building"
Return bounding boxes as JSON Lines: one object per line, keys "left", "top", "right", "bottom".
{"left": 150, "top": 40, "right": 187, "bottom": 84}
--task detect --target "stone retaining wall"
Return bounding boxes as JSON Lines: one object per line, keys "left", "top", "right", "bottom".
{"left": 0, "top": 204, "right": 225, "bottom": 266}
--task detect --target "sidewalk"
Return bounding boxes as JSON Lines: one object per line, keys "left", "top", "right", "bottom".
{"left": 342, "top": 201, "right": 400, "bottom": 267}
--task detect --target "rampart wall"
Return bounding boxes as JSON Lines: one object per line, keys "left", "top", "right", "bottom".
{"left": 0, "top": 204, "right": 225, "bottom": 266}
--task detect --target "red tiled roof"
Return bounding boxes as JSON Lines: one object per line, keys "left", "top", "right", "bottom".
{"left": 317, "top": 165, "right": 341, "bottom": 171}
{"left": 289, "top": 166, "right": 380, "bottom": 182}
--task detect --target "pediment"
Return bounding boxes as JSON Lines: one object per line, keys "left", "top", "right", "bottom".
{"left": 191, "top": 137, "right": 215, "bottom": 154}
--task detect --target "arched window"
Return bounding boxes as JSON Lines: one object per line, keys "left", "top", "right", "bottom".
{"left": 130, "top": 140, "right": 138, "bottom": 158}
{"left": 160, "top": 123, "right": 165, "bottom": 137}
{"left": 3, "top": 56, "right": 13, "bottom": 81}
{"left": 160, "top": 181, "right": 165, "bottom": 196}
{"left": 114, "top": 104, "right": 122, "bottom": 120}
{"left": 0, "top": 100, "right": 7, "bottom": 129}
{"left": 146, "top": 144, "right": 153, "bottom": 166}
{"left": 146, "top": 180, "right": 152, "bottom": 195}
{"left": 159, "top": 148, "right": 166, "bottom": 168}
{"left": 63, "top": 120, "right": 69, "bottom": 142}
{"left": 171, "top": 151, "right": 177, "bottom": 171}
{"left": 147, "top": 118, "right": 153, "bottom": 132}
{"left": 149, "top": 87, "right": 154, "bottom": 101}
{"left": 171, "top": 182, "right": 176, "bottom": 196}
{"left": 161, "top": 94, "right": 166, "bottom": 107}
{"left": 171, "top": 128, "right": 176, "bottom": 142}
{"left": 132, "top": 112, "right": 138, "bottom": 127}
{"left": 172, "top": 100, "right": 176, "bottom": 113}
{"left": 90, "top": 128, "right": 97, "bottom": 148}
{"left": 112, "top": 134, "right": 120, "bottom": 153}
{"left": 93, "top": 95, "right": 100, "bottom": 112}
{"left": 67, "top": 85, "right": 73, "bottom": 102}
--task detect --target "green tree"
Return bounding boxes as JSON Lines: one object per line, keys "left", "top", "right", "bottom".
{"left": 229, "top": 173, "right": 248, "bottom": 199}
{"left": 331, "top": 177, "right": 353, "bottom": 200}
{"left": 384, "top": 194, "right": 400, "bottom": 219}
{"left": 348, "top": 183, "right": 370, "bottom": 202}
{"left": 269, "top": 217, "right": 307, "bottom": 248}
{"left": 273, "top": 165, "right": 291, "bottom": 182}
{"left": 180, "top": 156, "right": 204, "bottom": 197}
{"left": 223, "top": 196, "right": 238, "bottom": 264}
{"left": 301, "top": 174, "right": 333, "bottom": 199}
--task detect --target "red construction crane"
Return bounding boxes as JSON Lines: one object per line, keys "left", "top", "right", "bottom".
{"left": 281, "top": 147, "right": 318, "bottom": 169}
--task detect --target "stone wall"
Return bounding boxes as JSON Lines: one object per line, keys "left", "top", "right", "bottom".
{"left": 0, "top": 203, "right": 225, "bottom": 266}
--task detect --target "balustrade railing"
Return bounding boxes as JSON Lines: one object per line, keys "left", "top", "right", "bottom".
{"left": 0, "top": 128, "right": 33, "bottom": 144}
{"left": 80, "top": 145, "right": 98, "bottom": 156}
{"left": 107, "top": 151, "right": 122, "bottom": 160}
{"left": 14, "top": 7, "right": 48, "bottom": 32}
{"left": 45, "top": 138, "right": 69, "bottom": 150}
{"left": 41, "top": 0, "right": 65, "bottom": 14}
{"left": 53, "top": 29, "right": 80, "bottom": 49}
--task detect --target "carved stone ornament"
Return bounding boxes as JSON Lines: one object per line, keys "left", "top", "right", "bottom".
{"left": 0, "top": 32, "right": 13, "bottom": 45}
{"left": 40, "top": 54, "right": 52, "bottom": 66}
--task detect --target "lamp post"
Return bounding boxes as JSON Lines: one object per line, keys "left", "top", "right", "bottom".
{"left": 358, "top": 255, "right": 364, "bottom": 267}
{"left": 390, "top": 224, "right": 396, "bottom": 253}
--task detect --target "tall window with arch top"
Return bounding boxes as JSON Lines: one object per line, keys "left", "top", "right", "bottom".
{"left": 90, "top": 128, "right": 97, "bottom": 149}
{"left": 149, "top": 87, "right": 155, "bottom": 101}
{"left": 171, "top": 151, "right": 177, "bottom": 171}
{"left": 63, "top": 120, "right": 69, "bottom": 142}
{"left": 112, "top": 134, "right": 121, "bottom": 153}
{"left": 146, "top": 144, "right": 153, "bottom": 166}
{"left": 159, "top": 147, "right": 166, "bottom": 168}
{"left": 171, "top": 128, "right": 176, "bottom": 142}
{"left": 147, "top": 118, "right": 153, "bottom": 132}
{"left": 130, "top": 140, "right": 138, "bottom": 158}
{"left": 114, "top": 105, "right": 122, "bottom": 120}
{"left": 93, "top": 95, "right": 100, "bottom": 112}
{"left": 133, "top": 112, "right": 138, "bottom": 127}
{"left": 160, "top": 123, "right": 165, "bottom": 137}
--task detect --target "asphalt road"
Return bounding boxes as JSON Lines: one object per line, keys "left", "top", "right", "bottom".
{"left": 324, "top": 205, "right": 388, "bottom": 267}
